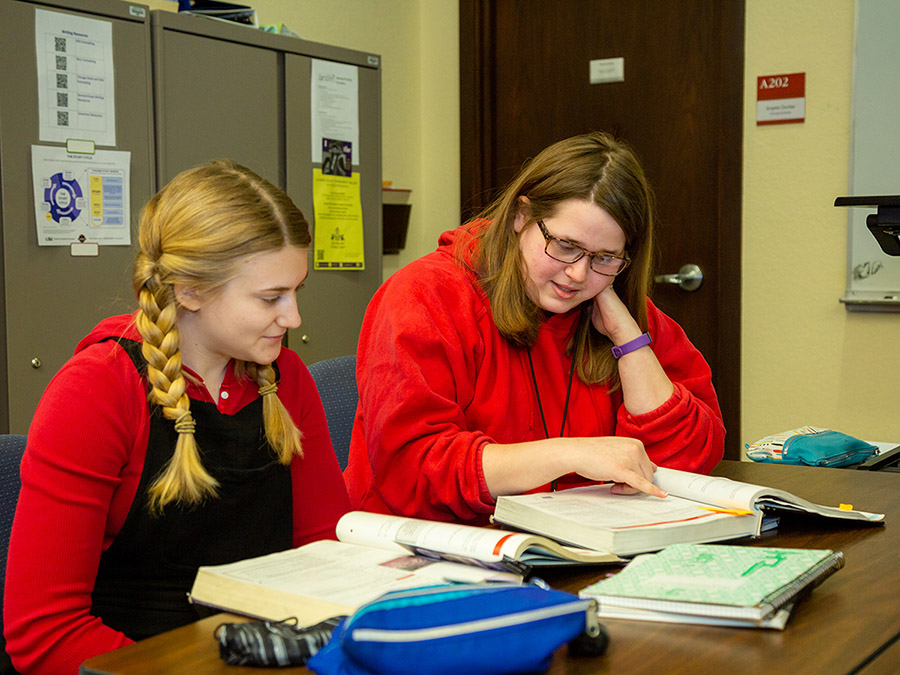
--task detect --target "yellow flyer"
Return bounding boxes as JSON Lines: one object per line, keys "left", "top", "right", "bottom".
{"left": 312, "top": 168, "right": 365, "bottom": 270}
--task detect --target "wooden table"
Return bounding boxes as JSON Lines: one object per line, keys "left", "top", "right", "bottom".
{"left": 81, "top": 461, "right": 900, "bottom": 674}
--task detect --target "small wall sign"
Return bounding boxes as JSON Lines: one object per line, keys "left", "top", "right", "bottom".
{"left": 757, "top": 72, "right": 805, "bottom": 126}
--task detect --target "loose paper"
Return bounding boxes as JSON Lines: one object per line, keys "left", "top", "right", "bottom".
{"left": 35, "top": 9, "right": 116, "bottom": 146}
{"left": 311, "top": 59, "right": 359, "bottom": 164}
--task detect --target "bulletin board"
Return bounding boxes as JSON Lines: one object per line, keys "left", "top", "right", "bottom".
{"left": 841, "top": 0, "right": 900, "bottom": 311}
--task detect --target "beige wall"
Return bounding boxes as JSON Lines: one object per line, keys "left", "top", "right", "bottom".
{"left": 136, "top": 1, "right": 898, "bottom": 447}
{"left": 742, "top": 0, "right": 898, "bottom": 450}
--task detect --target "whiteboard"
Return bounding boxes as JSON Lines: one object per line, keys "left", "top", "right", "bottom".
{"left": 842, "top": 0, "right": 900, "bottom": 310}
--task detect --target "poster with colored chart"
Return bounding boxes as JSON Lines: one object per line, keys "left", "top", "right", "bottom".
{"left": 31, "top": 144, "right": 130, "bottom": 246}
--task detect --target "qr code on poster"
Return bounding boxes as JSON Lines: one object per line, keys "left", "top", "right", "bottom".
{"left": 56, "top": 55, "right": 67, "bottom": 71}
{"left": 57, "top": 92, "right": 68, "bottom": 108}
{"left": 55, "top": 36, "right": 67, "bottom": 52}
{"left": 57, "top": 110, "right": 69, "bottom": 127}
{"left": 56, "top": 73, "right": 68, "bottom": 89}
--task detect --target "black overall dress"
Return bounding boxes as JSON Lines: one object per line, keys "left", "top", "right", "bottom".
{"left": 90, "top": 339, "right": 293, "bottom": 640}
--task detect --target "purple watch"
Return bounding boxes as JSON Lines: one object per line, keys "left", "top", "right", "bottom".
{"left": 611, "top": 332, "right": 652, "bottom": 359}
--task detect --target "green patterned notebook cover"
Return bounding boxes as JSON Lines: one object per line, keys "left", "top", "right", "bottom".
{"left": 582, "top": 544, "right": 840, "bottom": 610}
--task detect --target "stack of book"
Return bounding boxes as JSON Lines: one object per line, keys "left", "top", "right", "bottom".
{"left": 579, "top": 544, "right": 845, "bottom": 630}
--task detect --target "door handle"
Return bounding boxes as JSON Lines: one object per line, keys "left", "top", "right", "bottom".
{"left": 654, "top": 264, "right": 703, "bottom": 292}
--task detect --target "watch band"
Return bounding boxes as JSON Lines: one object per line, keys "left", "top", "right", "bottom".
{"left": 611, "top": 332, "right": 652, "bottom": 359}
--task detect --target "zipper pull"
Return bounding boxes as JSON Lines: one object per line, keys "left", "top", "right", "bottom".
{"left": 568, "top": 599, "right": 609, "bottom": 658}
{"left": 585, "top": 599, "right": 601, "bottom": 637}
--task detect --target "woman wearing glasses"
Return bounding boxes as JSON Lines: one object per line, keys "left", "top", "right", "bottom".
{"left": 344, "top": 132, "right": 724, "bottom": 523}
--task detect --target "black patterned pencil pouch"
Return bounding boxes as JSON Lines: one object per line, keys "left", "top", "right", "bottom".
{"left": 215, "top": 615, "right": 346, "bottom": 667}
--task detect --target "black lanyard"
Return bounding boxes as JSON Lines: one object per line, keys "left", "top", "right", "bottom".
{"left": 527, "top": 349, "right": 576, "bottom": 491}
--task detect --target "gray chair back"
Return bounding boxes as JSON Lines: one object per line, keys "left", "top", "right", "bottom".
{"left": 0, "top": 434, "right": 26, "bottom": 674}
{"left": 307, "top": 356, "right": 357, "bottom": 470}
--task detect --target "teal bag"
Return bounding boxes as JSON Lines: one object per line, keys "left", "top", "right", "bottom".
{"left": 746, "top": 426, "right": 878, "bottom": 468}
{"left": 306, "top": 581, "right": 607, "bottom": 675}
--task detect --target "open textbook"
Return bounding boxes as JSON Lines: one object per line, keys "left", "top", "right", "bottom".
{"left": 493, "top": 467, "right": 883, "bottom": 556}
{"left": 653, "top": 467, "right": 884, "bottom": 522}
{"left": 336, "top": 510, "right": 621, "bottom": 573}
{"left": 189, "top": 539, "right": 520, "bottom": 626}
{"left": 189, "top": 511, "right": 620, "bottom": 624}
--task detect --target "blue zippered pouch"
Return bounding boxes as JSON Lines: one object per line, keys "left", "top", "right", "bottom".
{"left": 746, "top": 426, "right": 878, "bottom": 468}
{"left": 307, "top": 582, "right": 605, "bottom": 675}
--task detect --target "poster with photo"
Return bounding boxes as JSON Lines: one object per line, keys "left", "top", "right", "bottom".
{"left": 321, "top": 138, "right": 352, "bottom": 177}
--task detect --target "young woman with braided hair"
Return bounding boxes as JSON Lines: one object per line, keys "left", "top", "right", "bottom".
{"left": 5, "top": 160, "right": 350, "bottom": 674}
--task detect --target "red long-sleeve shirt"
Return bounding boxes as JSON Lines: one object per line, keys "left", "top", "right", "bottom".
{"left": 4, "top": 315, "right": 350, "bottom": 674}
{"left": 344, "top": 226, "right": 724, "bottom": 522}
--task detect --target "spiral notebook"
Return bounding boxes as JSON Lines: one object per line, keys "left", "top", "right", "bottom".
{"left": 580, "top": 544, "right": 844, "bottom": 628}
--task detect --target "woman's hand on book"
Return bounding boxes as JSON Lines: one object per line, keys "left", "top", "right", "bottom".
{"left": 570, "top": 436, "right": 667, "bottom": 498}
{"left": 483, "top": 436, "right": 667, "bottom": 499}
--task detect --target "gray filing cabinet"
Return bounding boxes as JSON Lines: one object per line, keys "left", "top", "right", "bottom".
{"left": 151, "top": 11, "right": 383, "bottom": 365}
{"left": 0, "top": 0, "right": 156, "bottom": 433}
{"left": 0, "top": 2, "right": 382, "bottom": 433}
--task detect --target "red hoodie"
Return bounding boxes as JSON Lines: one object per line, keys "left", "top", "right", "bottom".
{"left": 4, "top": 314, "right": 349, "bottom": 674}
{"left": 344, "top": 225, "right": 724, "bottom": 523}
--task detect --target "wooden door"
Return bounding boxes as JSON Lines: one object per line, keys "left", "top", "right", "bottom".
{"left": 461, "top": 0, "right": 744, "bottom": 458}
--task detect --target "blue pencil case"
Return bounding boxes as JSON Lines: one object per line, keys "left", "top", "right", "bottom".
{"left": 745, "top": 426, "right": 878, "bottom": 468}
{"left": 307, "top": 581, "right": 606, "bottom": 675}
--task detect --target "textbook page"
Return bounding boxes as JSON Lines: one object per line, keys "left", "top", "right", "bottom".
{"left": 336, "top": 511, "right": 619, "bottom": 566}
{"left": 497, "top": 488, "right": 751, "bottom": 530}
{"left": 653, "top": 468, "right": 884, "bottom": 522}
{"left": 207, "top": 540, "right": 512, "bottom": 605}
{"left": 190, "top": 540, "right": 518, "bottom": 624}
{"left": 337, "top": 511, "right": 519, "bottom": 560}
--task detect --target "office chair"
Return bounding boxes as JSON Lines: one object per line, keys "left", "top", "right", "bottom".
{"left": 307, "top": 355, "right": 357, "bottom": 471}
{"left": 0, "top": 434, "right": 26, "bottom": 674}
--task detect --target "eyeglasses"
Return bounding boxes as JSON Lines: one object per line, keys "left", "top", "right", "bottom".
{"left": 536, "top": 220, "right": 630, "bottom": 276}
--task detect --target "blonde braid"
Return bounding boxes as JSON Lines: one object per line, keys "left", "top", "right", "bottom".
{"left": 245, "top": 362, "right": 303, "bottom": 463}
{"left": 129, "top": 159, "right": 311, "bottom": 511}
{"left": 135, "top": 266, "right": 218, "bottom": 513}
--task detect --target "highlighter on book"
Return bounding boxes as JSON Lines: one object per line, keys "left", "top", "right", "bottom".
{"left": 697, "top": 506, "right": 755, "bottom": 516}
